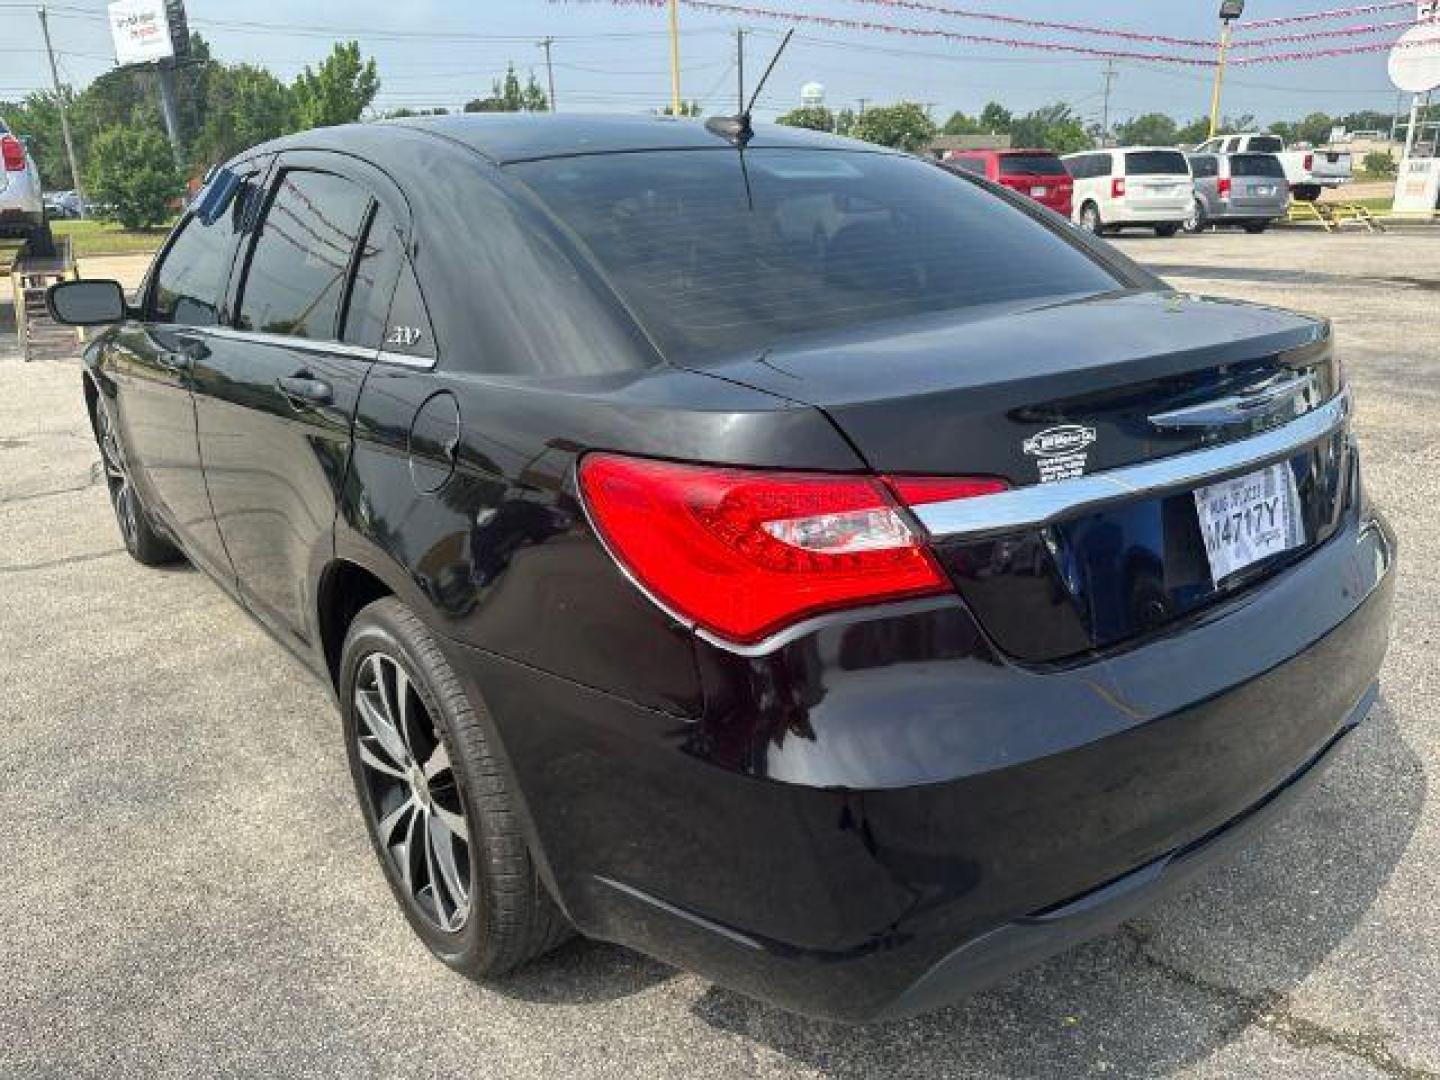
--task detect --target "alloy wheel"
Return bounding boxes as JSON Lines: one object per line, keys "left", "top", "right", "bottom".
{"left": 95, "top": 404, "right": 138, "bottom": 551}
{"left": 1081, "top": 205, "right": 1102, "bottom": 234}
{"left": 353, "top": 652, "right": 473, "bottom": 933}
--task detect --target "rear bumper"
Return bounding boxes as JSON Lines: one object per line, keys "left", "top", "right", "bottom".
{"left": 444, "top": 503, "right": 1395, "bottom": 1021}
{"left": 1112, "top": 202, "right": 1190, "bottom": 223}
{"left": 1211, "top": 199, "right": 1290, "bottom": 221}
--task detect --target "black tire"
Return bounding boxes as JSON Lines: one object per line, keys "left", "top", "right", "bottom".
{"left": 1154, "top": 223, "right": 1180, "bottom": 238}
{"left": 89, "top": 396, "right": 183, "bottom": 566}
{"left": 1183, "top": 199, "right": 1208, "bottom": 234}
{"left": 26, "top": 218, "right": 57, "bottom": 258}
{"left": 1243, "top": 221, "right": 1269, "bottom": 234}
{"left": 1079, "top": 202, "right": 1105, "bottom": 236}
{"left": 340, "top": 597, "right": 571, "bottom": 977}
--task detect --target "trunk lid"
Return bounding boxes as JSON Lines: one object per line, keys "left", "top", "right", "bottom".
{"left": 693, "top": 289, "right": 1348, "bottom": 662}
{"left": 699, "top": 290, "right": 1333, "bottom": 482}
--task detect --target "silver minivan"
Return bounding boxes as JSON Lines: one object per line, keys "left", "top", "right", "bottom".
{"left": 1184, "top": 153, "right": 1291, "bottom": 234}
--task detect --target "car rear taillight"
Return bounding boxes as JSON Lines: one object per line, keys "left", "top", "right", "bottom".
{"left": 1111, "top": 177, "right": 1126, "bottom": 198}
{"left": 578, "top": 453, "right": 1005, "bottom": 645}
{"left": 1303, "top": 153, "right": 1314, "bottom": 171}
{"left": 1, "top": 136, "right": 25, "bottom": 172}
{"left": 1218, "top": 176, "right": 1232, "bottom": 197}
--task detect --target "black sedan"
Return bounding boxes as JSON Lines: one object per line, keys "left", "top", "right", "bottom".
{"left": 48, "top": 115, "right": 1394, "bottom": 1022}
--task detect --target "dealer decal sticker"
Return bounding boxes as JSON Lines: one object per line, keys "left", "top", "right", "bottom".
{"left": 1022, "top": 424, "right": 1097, "bottom": 483}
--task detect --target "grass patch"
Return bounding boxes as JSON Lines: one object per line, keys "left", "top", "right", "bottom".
{"left": 51, "top": 218, "right": 175, "bottom": 257}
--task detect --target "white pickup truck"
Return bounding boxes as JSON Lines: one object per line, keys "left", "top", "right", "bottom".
{"left": 1191, "top": 132, "right": 1351, "bottom": 202}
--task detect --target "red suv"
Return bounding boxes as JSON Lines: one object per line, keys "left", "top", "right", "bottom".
{"left": 943, "top": 149, "right": 1073, "bottom": 218}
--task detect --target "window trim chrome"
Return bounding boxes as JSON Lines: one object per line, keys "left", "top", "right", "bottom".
{"left": 182, "top": 325, "right": 436, "bottom": 369}
{"left": 913, "top": 388, "right": 1351, "bottom": 541}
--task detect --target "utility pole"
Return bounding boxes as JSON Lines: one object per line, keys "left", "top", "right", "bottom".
{"left": 1100, "top": 60, "right": 1118, "bottom": 146}
{"left": 667, "top": 0, "right": 682, "bottom": 117}
{"left": 538, "top": 37, "right": 557, "bottom": 112}
{"left": 156, "top": 63, "right": 183, "bottom": 167}
{"left": 1208, "top": 0, "right": 1246, "bottom": 139}
{"left": 735, "top": 27, "right": 745, "bottom": 115}
{"left": 36, "top": 5, "right": 86, "bottom": 216}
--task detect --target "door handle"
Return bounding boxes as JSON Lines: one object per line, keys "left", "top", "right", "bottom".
{"left": 277, "top": 374, "right": 332, "bottom": 407}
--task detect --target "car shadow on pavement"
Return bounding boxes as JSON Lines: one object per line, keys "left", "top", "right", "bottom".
{"left": 686, "top": 698, "right": 1423, "bottom": 1076}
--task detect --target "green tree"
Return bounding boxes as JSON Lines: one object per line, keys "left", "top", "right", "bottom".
{"left": 979, "top": 101, "right": 1012, "bottom": 132}
{"left": 660, "top": 100, "right": 702, "bottom": 117}
{"left": 1293, "top": 111, "right": 1335, "bottom": 146}
{"left": 833, "top": 106, "right": 857, "bottom": 137}
{"left": 1114, "top": 112, "right": 1178, "bottom": 147}
{"left": 942, "top": 110, "right": 982, "bottom": 136}
{"left": 851, "top": 102, "right": 937, "bottom": 152}
{"left": 1177, "top": 116, "right": 1213, "bottom": 146}
{"left": 1362, "top": 150, "right": 1397, "bottom": 178}
{"left": 463, "top": 63, "right": 548, "bottom": 113}
{"left": 86, "top": 124, "right": 183, "bottom": 229}
{"left": 292, "top": 41, "right": 379, "bottom": 129}
{"left": 776, "top": 105, "right": 833, "bottom": 131}
{"left": 1010, "top": 103, "right": 1091, "bottom": 154}
{"left": 192, "top": 64, "right": 294, "bottom": 171}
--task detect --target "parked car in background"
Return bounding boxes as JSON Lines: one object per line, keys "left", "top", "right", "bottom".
{"left": 941, "top": 148, "right": 1073, "bottom": 218}
{"left": 1191, "top": 133, "right": 1350, "bottom": 202}
{"left": 1062, "top": 147, "right": 1192, "bottom": 237}
{"left": 44, "top": 190, "right": 85, "bottom": 219}
{"left": 0, "top": 118, "right": 54, "bottom": 253}
{"left": 46, "top": 115, "right": 1394, "bottom": 1023}
{"left": 1185, "top": 152, "right": 1291, "bottom": 234}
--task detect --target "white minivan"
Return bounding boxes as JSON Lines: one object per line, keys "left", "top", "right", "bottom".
{"left": 1061, "top": 147, "right": 1192, "bottom": 237}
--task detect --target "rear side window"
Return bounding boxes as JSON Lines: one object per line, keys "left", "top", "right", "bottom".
{"left": 150, "top": 177, "right": 257, "bottom": 326}
{"left": 1189, "top": 156, "right": 1219, "bottom": 178}
{"left": 1231, "top": 153, "right": 1286, "bottom": 178}
{"left": 513, "top": 149, "right": 1120, "bottom": 360}
{"left": 1000, "top": 154, "right": 1066, "bottom": 177}
{"left": 237, "top": 170, "right": 372, "bottom": 340}
{"left": 341, "top": 204, "right": 404, "bottom": 348}
{"left": 1125, "top": 151, "right": 1189, "bottom": 176}
{"left": 947, "top": 157, "right": 987, "bottom": 176}
{"left": 1247, "top": 135, "right": 1283, "bottom": 153}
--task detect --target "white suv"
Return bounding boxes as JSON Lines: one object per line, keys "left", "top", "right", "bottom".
{"left": 1062, "top": 147, "right": 1193, "bottom": 237}
{"left": 0, "top": 118, "right": 52, "bottom": 252}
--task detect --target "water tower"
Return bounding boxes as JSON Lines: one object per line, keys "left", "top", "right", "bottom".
{"left": 800, "top": 82, "right": 825, "bottom": 109}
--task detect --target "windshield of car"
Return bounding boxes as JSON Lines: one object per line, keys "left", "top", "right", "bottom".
{"left": 1124, "top": 151, "right": 1190, "bottom": 176}
{"left": 1231, "top": 153, "right": 1287, "bottom": 178}
{"left": 999, "top": 154, "right": 1067, "bottom": 177}
{"left": 1247, "top": 135, "right": 1284, "bottom": 153}
{"left": 511, "top": 149, "right": 1120, "bottom": 360}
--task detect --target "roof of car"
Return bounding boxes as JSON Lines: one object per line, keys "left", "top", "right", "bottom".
{"left": 384, "top": 112, "right": 877, "bottom": 163}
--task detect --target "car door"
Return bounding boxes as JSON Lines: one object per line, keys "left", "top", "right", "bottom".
{"left": 101, "top": 167, "right": 263, "bottom": 582}
{"left": 190, "top": 156, "right": 407, "bottom": 653}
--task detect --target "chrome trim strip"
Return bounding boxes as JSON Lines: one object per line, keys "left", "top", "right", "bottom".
{"left": 187, "top": 325, "right": 378, "bottom": 360}
{"left": 1147, "top": 371, "right": 1317, "bottom": 429}
{"left": 915, "top": 389, "right": 1351, "bottom": 540}
{"left": 376, "top": 349, "right": 436, "bottom": 370}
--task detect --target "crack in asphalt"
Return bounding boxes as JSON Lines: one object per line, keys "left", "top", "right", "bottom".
{"left": 1123, "top": 927, "right": 1435, "bottom": 1079}
{"left": 0, "top": 548, "right": 125, "bottom": 574}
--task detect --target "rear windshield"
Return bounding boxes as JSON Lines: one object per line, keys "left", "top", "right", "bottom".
{"left": 1124, "top": 151, "right": 1190, "bottom": 176}
{"left": 1246, "top": 135, "right": 1284, "bottom": 153}
{"left": 511, "top": 149, "right": 1119, "bottom": 360}
{"left": 999, "top": 154, "right": 1067, "bottom": 177}
{"left": 1231, "top": 153, "right": 1286, "bottom": 178}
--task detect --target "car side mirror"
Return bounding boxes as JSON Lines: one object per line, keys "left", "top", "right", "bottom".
{"left": 47, "top": 279, "right": 129, "bottom": 326}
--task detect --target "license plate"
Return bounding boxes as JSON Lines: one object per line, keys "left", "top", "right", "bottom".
{"left": 1251, "top": 184, "right": 1276, "bottom": 196}
{"left": 1193, "top": 464, "right": 1305, "bottom": 583}
{"left": 1031, "top": 186, "right": 1048, "bottom": 197}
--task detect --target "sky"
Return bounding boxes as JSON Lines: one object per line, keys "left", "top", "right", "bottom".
{"left": 0, "top": 0, "right": 1424, "bottom": 129}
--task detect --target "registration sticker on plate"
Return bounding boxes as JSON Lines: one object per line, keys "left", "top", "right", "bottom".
{"left": 1031, "top": 186, "right": 1048, "bottom": 197}
{"left": 1193, "top": 463, "right": 1305, "bottom": 583}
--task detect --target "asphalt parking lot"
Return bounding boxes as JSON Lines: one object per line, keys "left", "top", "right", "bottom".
{"left": 2, "top": 227, "right": 1437, "bottom": 1079}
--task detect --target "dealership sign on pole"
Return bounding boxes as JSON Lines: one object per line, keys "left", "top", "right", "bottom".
{"left": 107, "top": 0, "right": 175, "bottom": 66}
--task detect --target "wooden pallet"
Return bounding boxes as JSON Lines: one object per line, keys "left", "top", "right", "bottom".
{"left": 9, "top": 236, "right": 80, "bottom": 362}
{"left": 1287, "top": 201, "right": 1387, "bottom": 234}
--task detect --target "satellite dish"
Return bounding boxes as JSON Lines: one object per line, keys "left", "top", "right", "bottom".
{"left": 1389, "top": 22, "right": 1440, "bottom": 94}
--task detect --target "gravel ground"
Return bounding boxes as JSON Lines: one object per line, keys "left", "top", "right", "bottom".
{"left": 1, "top": 228, "right": 1437, "bottom": 1079}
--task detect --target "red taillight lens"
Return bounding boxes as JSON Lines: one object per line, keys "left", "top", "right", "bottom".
{"left": 1, "top": 136, "right": 25, "bottom": 172}
{"left": 1111, "top": 177, "right": 1126, "bottom": 199}
{"left": 1218, "top": 176, "right": 1232, "bottom": 198}
{"left": 578, "top": 454, "right": 1004, "bottom": 645}
{"left": 1303, "top": 153, "right": 1314, "bottom": 171}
